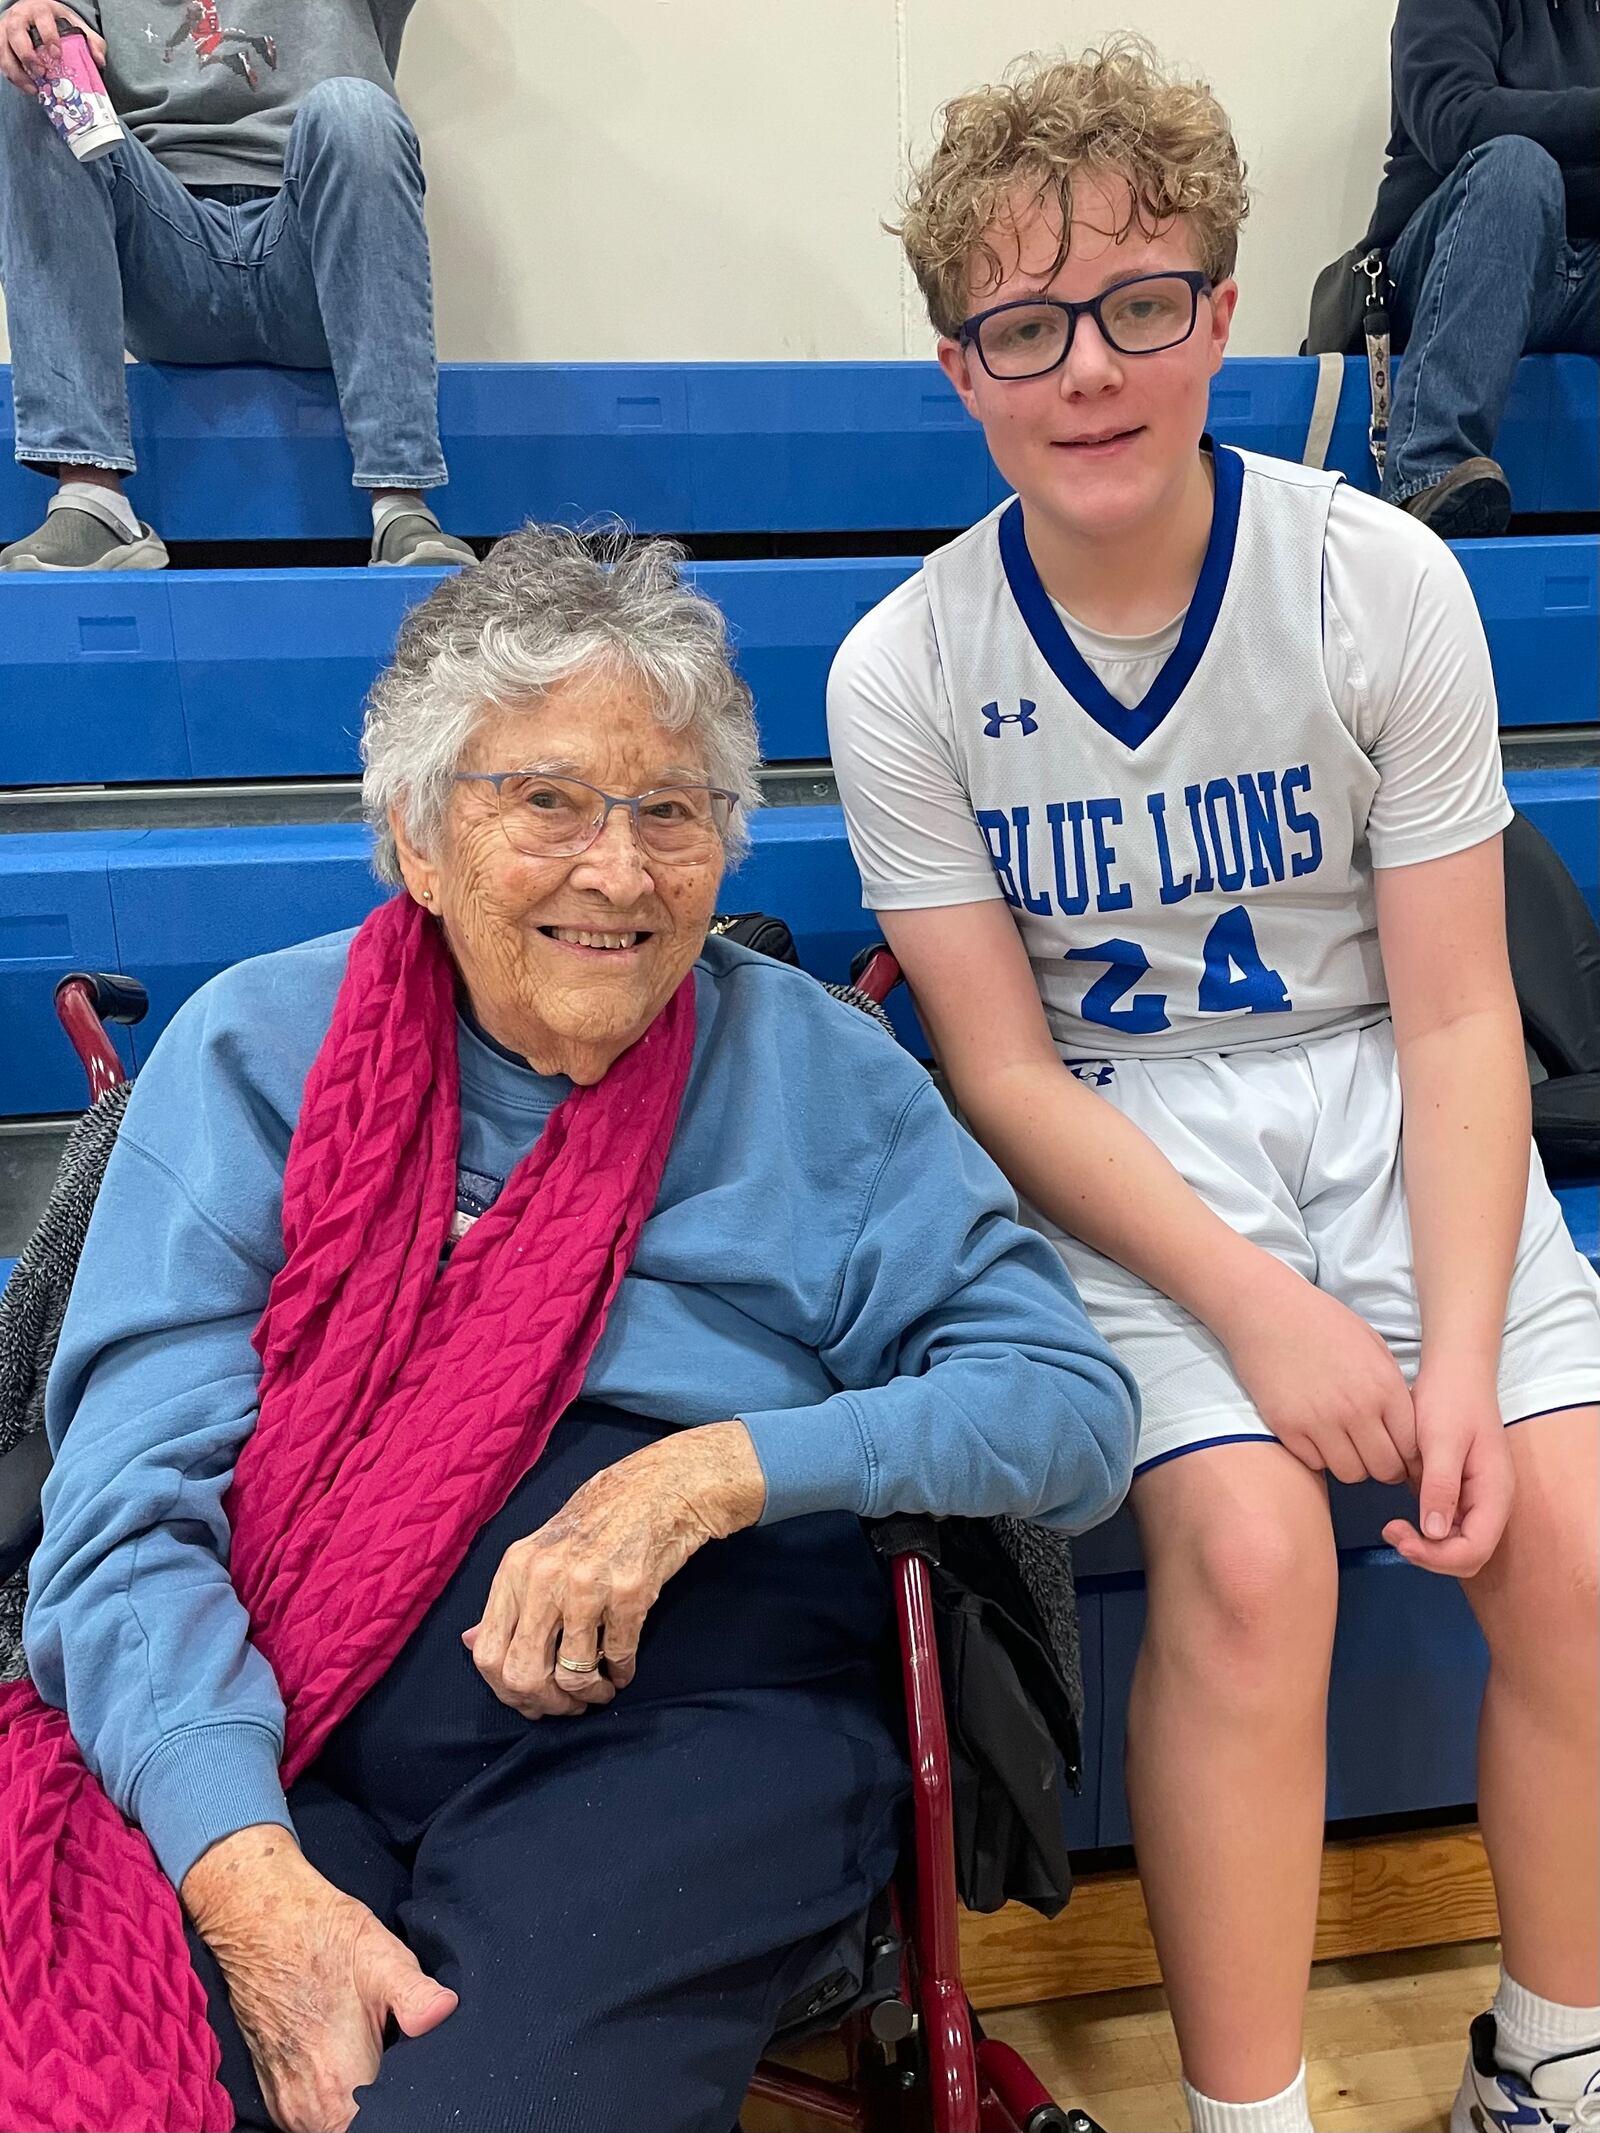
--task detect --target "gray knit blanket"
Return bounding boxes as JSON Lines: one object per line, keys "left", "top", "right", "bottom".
{"left": 0, "top": 1084, "right": 129, "bottom": 1682}
{"left": 991, "top": 1515, "right": 1083, "bottom": 1729}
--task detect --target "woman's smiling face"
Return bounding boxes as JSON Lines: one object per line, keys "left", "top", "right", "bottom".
{"left": 392, "top": 666, "right": 727, "bottom": 1085}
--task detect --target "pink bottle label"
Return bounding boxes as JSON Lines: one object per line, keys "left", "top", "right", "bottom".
{"left": 33, "top": 30, "right": 122, "bottom": 160}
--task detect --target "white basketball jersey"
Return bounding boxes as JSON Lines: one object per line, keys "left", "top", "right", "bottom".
{"left": 922, "top": 447, "right": 1391, "bottom": 1058}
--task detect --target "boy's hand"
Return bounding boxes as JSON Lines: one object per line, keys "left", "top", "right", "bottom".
{"left": 0, "top": 5, "right": 106, "bottom": 92}
{"left": 1380, "top": 1362, "right": 1514, "bottom": 1578}
{"left": 1217, "top": 1255, "right": 1416, "bottom": 1485}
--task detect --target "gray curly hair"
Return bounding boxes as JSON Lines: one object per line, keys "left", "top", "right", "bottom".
{"left": 361, "top": 525, "right": 763, "bottom": 884}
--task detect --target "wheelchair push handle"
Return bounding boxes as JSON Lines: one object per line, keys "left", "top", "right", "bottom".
{"left": 53, "top": 971, "right": 147, "bottom": 1103}
{"left": 848, "top": 943, "right": 902, "bottom": 1007}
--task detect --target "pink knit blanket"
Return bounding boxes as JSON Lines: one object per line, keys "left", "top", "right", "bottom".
{"left": 0, "top": 894, "right": 696, "bottom": 2132}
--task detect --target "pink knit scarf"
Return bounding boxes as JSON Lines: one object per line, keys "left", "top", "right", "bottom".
{"left": 0, "top": 894, "right": 696, "bottom": 2132}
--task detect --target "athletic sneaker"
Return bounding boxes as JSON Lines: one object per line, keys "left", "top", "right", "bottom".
{"left": 370, "top": 510, "right": 475, "bottom": 568}
{"left": 1399, "top": 456, "right": 1513, "bottom": 539}
{"left": 1451, "top": 2012, "right": 1600, "bottom": 2132}
{"left": 0, "top": 495, "right": 169, "bottom": 572}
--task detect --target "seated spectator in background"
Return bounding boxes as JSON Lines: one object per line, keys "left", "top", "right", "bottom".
{"left": 4, "top": 529, "right": 1137, "bottom": 2133}
{"left": 0, "top": 1, "right": 474, "bottom": 571}
{"left": 1365, "top": 0, "right": 1600, "bottom": 536}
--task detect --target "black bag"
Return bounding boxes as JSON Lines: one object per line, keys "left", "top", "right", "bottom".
{"left": 1305, "top": 245, "right": 1400, "bottom": 358}
{"left": 871, "top": 1514, "right": 1081, "bottom": 1919}
{"left": 706, "top": 911, "right": 801, "bottom": 964}
{"left": 1504, "top": 811, "right": 1600, "bottom": 1176}
{"left": 1303, "top": 246, "right": 1401, "bottom": 482}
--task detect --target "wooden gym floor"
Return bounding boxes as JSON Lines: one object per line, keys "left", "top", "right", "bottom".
{"left": 750, "top": 1827, "right": 1500, "bottom": 2131}
{"left": 748, "top": 1940, "right": 1492, "bottom": 2131}
{"left": 982, "top": 1940, "right": 1492, "bottom": 2133}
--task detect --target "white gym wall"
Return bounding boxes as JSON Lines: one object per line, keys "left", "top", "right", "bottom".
{"left": 0, "top": 0, "right": 1397, "bottom": 362}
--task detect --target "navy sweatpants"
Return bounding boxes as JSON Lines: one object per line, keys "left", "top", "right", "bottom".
{"left": 191, "top": 1405, "right": 907, "bottom": 2133}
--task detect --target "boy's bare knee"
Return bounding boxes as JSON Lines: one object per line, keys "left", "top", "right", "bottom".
{"left": 1147, "top": 1514, "right": 1338, "bottom": 1705}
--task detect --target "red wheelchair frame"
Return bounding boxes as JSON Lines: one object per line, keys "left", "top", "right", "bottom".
{"left": 49, "top": 956, "right": 1101, "bottom": 2133}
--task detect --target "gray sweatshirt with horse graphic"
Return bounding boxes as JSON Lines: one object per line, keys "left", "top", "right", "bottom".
{"left": 3, "top": 1, "right": 416, "bottom": 185}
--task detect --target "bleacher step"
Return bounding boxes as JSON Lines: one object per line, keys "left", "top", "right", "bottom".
{"left": 3, "top": 355, "right": 1594, "bottom": 542}
{"left": 2, "top": 540, "right": 1593, "bottom": 787}
{"left": 1, "top": 765, "right": 1594, "bottom": 1119}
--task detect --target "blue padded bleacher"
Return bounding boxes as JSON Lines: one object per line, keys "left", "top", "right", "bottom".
{"left": 0, "top": 810, "right": 925, "bottom": 1116}
{"left": 1, "top": 539, "right": 1592, "bottom": 787}
{"left": 0, "top": 833, "right": 140, "bottom": 1114}
{"left": 1557, "top": 1183, "right": 1600, "bottom": 1270}
{"left": 3, "top": 355, "right": 1594, "bottom": 541}
{"left": 0, "top": 560, "right": 913, "bottom": 785}
{"left": 1455, "top": 539, "right": 1599, "bottom": 729}
{"left": 4, "top": 766, "right": 1594, "bottom": 1121}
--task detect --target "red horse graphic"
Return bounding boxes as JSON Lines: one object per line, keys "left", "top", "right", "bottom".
{"left": 161, "top": 2, "right": 278, "bottom": 92}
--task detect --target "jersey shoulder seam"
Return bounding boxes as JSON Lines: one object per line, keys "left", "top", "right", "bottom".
{"left": 1233, "top": 446, "right": 1343, "bottom": 493}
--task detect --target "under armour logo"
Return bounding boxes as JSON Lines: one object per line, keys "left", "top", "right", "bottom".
{"left": 980, "top": 699, "right": 1039, "bottom": 738}
{"left": 1067, "top": 1061, "right": 1117, "bottom": 1088}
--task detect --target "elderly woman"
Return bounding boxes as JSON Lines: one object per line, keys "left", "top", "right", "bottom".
{"left": 15, "top": 527, "right": 1136, "bottom": 2133}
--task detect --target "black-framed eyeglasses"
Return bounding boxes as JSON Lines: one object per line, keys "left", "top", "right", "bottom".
{"left": 455, "top": 772, "right": 737, "bottom": 863}
{"left": 959, "top": 271, "right": 1214, "bottom": 380}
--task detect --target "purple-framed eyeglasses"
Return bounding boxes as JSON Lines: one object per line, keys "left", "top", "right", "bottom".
{"left": 959, "top": 270, "right": 1214, "bottom": 380}
{"left": 454, "top": 770, "right": 737, "bottom": 863}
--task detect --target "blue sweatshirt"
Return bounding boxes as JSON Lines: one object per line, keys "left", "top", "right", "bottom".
{"left": 24, "top": 929, "right": 1137, "bottom": 1891}
{"left": 1367, "top": 0, "right": 1600, "bottom": 245}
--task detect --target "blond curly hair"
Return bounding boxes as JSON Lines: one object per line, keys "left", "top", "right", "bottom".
{"left": 895, "top": 37, "right": 1249, "bottom": 340}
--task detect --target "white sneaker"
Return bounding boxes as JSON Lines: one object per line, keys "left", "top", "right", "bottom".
{"left": 1451, "top": 2014, "right": 1600, "bottom": 2133}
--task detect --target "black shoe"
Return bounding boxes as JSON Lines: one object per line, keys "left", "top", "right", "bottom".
{"left": 1398, "top": 457, "right": 1512, "bottom": 539}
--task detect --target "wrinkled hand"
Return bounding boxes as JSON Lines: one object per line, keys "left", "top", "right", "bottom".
{"left": 464, "top": 1420, "right": 767, "bottom": 1718}
{"left": 181, "top": 1826, "right": 457, "bottom": 2133}
{"left": 1381, "top": 1362, "right": 1514, "bottom": 1578}
{"left": 0, "top": 4, "right": 105, "bottom": 92}
{"left": 1218, "top": 1255, "right": 1416, "bottom": 1485}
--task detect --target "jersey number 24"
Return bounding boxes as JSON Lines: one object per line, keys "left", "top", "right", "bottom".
{"left": 1064, "top": 905, "right": 1291, "bottom": 1035}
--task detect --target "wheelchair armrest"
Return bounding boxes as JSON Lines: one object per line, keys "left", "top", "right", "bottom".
{"left": 867, "top": 1510, "right": 940, "bottom": 1564}
{"left": 54, "top": 971, "right": 149, "bottom": 1027}
{"left": 848, "top": 943, "right": 902, "bottom": 1005}
{"left": 0, "top": 1430, "right": 51, "bottom": 1585}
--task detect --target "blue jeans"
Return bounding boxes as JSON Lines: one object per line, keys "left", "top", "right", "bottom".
{"left": 1386, "top": 133, "right": 1600, "bottom": 505}
{"left": 0, "top": 76, "right": 446, "bottom": 489}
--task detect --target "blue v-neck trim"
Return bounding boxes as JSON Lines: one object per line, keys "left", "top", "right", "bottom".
{"left": 996, "top": 442, "right": 1245, "bottom": 752}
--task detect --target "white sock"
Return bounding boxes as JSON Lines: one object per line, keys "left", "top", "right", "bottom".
{"left": 58, "top": 479, "right": 141, "bottom": 541}
{"left": 371, "top": 489, "right": 430, "bottom": 533}
{"left": 1183, "top": 2064, "right": 1313, "bottom": 2133}
{"left": 1493, "top": 1970, "right": 1600, "bottom": 2077}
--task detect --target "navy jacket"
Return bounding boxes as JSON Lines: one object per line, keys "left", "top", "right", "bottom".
{"left": 1367, "top": 0, "right": 1600, "bottom": 245}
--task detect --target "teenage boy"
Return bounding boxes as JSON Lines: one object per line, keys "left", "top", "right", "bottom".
{"left": 829, "top": 39, "right": 1600, "bottom": 2133}
{"left": 0, "top": 0, "right": 473, "bottom": 570}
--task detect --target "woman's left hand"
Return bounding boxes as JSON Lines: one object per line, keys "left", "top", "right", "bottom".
{"left": 1381, "top": 1362, "right": 1515, "bottom": 1579}
{"left": 463, "top": 1420, "right": 767, "bottom": 1717}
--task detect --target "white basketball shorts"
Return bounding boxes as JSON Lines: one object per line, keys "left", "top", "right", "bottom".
{"left": 1026, "top": 1018, "right": 1600, "bottom": 1472}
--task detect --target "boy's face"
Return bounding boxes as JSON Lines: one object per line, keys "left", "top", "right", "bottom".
{"left": 936, "top": 171, "right": 1237, "bottom": 543}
